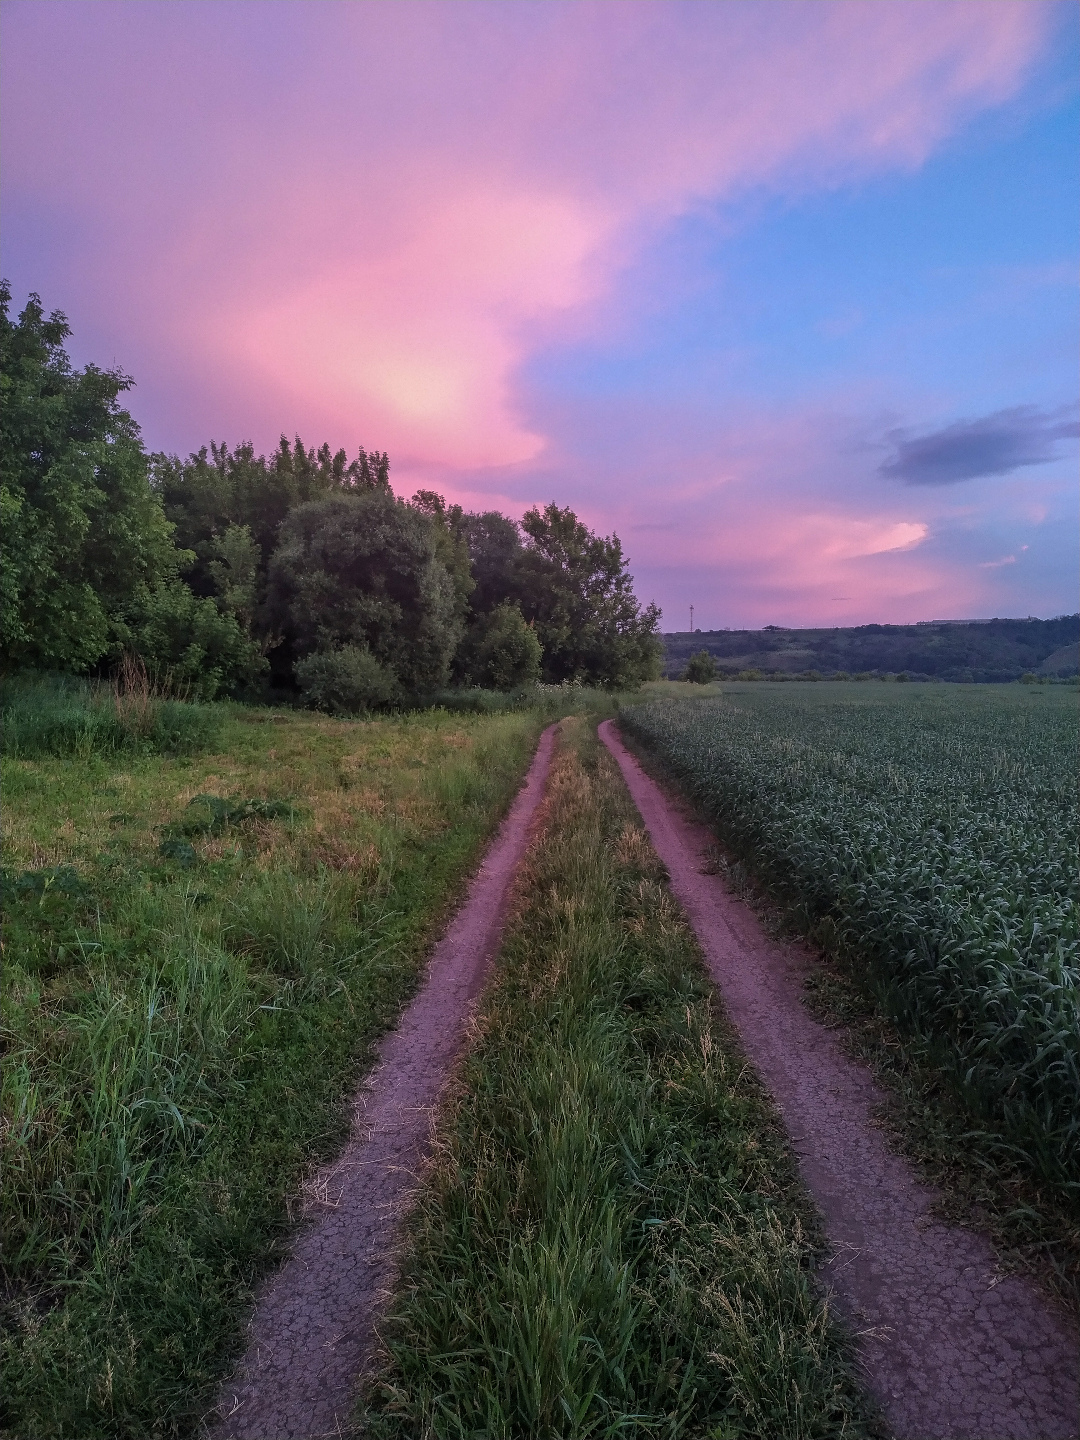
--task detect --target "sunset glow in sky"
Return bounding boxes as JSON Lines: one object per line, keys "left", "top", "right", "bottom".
{"left": 2, "top": 0, "right": 1077, "bottom": 628}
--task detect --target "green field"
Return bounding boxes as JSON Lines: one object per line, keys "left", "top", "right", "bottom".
{"left": 620, "top": 684, "right": 1080, "bottom": 1200}
{"left": 1, "top": 688, "right": 578, "bottom": 1440}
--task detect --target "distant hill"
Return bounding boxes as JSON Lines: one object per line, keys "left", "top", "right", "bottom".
{"left": 662, "top": 615, "right": 1080, "bottom": 683}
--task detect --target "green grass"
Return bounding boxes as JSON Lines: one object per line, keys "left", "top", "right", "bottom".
{"left": 360, "top": 719, "right": 878, "bottom": 1440}
{"left": 0, "top": 672, "right": 225, "bottom": 759}
{"left": 1, "top": 696, "right": 582, "bottom": 1439}
{"left": 619, "top": 683, "right": 1080, "bottom": 1207}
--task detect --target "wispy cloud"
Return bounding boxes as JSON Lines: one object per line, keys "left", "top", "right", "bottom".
{"left": 880, "top": 405, "right": 1080, "bottom": 486}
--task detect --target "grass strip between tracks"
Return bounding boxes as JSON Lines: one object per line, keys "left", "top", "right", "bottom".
{"left": 360, "top": 717, "right": 878, "bottom": 1440}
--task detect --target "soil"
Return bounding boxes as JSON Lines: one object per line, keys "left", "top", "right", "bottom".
{"left": 208, "top": 723, "right": 559, "bottom": 1440}
{"left": 599, "top": 719, "right": 1079, "bottom": 1440}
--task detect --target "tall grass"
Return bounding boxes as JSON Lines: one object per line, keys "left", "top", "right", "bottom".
{"left": 1, "top": 705, "right": 554, "bottom": 1439}
{"left": 361, "top": 721, "right": 875, "bottom": 1440}
{"left": 620, "top": 684, "right": 1080, "bottom": 1200}
{"left": 1, "top": 665, "right": 223, "bottom": 759}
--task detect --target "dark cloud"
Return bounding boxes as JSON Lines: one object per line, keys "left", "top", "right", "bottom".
{"left": 880, "top": 406, "right": 1080, "bottom": 486}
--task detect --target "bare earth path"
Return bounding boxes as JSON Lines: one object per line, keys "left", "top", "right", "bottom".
{"left": 600, "top": 720, "right": 1079, "bottom": 1440}
{"left": 209, "top": 724, "right": 558, "bottom": 1440}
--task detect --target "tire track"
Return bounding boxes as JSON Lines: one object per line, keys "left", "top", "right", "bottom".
{"left": 209, "top": 723, "right": 559, "bottom": 1440}
{"left": 599, "top": 718, "right": 1078, "bottom": 1440}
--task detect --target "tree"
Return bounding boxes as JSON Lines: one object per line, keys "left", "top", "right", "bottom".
{"left": 683, "top": 650, "right": 717, "bottom": 683}
{"left": 151, "top": 437, "right": 391, "bottom": 613}
{"left": 457, "top": 511, "right": 524, "bottom": 615}
{"left": 0, "top": 283, "right": 178, "bottom": 670}
{"left": 265, "top": 491, "right": 463, "bottom": 694}
{"left": 409, "top": 489, "right": 475, "bottom": 630}
{"left": 293, "top": 645, "right": 399, "bottom": 714}
{"left": 458, "top": 603, "right": 542, "bottom": 690}
{"left": 120, "top": 579, "right": 266, "bottom": 700}
{"left": 517, "top": 503, "right": 662, "bottom": 687}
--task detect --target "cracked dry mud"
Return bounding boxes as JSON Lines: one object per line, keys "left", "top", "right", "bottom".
{"left": 209, "top": 723, "right": 558, "bottom": 1440}
{"left": 599, "top": 718, "right": 1079, "bottom": 1440}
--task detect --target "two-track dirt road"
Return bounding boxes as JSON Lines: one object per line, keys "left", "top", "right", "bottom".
{"left": 207, "top": 716, "right": 1077, "bottom": 1440}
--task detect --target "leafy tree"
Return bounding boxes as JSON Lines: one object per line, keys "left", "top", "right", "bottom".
{"left": 517, "top": 504, "right": 662, "bottom": 687}
{"left": 457, "top": 511, "right": 524, "bottom": 615}
{"left": 410, "top": 489, "right": 475, "bottom": 628}
{"left": 265, "top": 491, "right": 463, "bottom": 694}
{"left": 205, "top": 524, "right": 260, "bottom": 631}
{"left": 151, "top": 437, "right": 391, "bottom": 611}
{"left": 459, "top": 603, "right": 542, "bottom": 690}
{"left": 119, "top": 580, "right": 266, "bottom": 700}
{"left": 0, "top": 283, "right": 178, "bottom": 670}
{"left": 683, "top": 650, "right": 717, "bottom": 683}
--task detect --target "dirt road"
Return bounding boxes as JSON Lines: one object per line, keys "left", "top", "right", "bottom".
{"left": 599, "top": 718, "right": 1078, "bottom": 1440}
{"left": 209, "top": 724, "right": 558, "bottom": 1440}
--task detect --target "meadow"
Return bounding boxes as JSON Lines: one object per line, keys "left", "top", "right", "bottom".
{"left": 0, "top": 677, "right": 587, "bottom": 1440}
{"left": 619, "top": 683, "right": 1080, "bottom": 1204}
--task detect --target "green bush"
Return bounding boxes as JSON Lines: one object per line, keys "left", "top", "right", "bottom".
{"left": 460, "top": 603, "right": 542, "bottom": 690}
{"left": 294, "top": 645, "right": 400, "bottom": 714}
{"left": 122, "top": 580, "right": 265, "bottom": 700}
{"left": 682, "top": 649, "right": 717, "bottom": 683}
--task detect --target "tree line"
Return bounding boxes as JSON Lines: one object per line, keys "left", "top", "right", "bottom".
{"left": 1, "top": 284, "right": 662, "bottom": 707}
{"left": 662, "top": 617, "right": 1079, "bottom": 684}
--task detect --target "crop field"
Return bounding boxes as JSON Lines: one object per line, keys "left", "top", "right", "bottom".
{"left": 0, "top": 684, "right": 574, "bottom": 1440}
{"left": 620, "top": 684, "right": 1080, "bottom": 1200}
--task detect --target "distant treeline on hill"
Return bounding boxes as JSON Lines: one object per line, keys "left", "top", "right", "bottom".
{"left": 0, "top": 283, "right": 662, "bottom": 709}
{"left": 664, "top": 616, "right": 1080, "bottom": 684}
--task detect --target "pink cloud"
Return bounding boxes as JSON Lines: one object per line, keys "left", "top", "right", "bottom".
{"left": 4, "top": 0, "right": 1069, "bottom": 629}
{"left": 1, "top": 0, "right": 1050, "bottom": 470}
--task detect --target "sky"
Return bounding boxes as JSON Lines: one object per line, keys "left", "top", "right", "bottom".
{"left": 2, "top": 0, "right": 1077, "bottom": 630}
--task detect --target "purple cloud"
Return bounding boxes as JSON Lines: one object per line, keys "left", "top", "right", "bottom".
{"left": 881, "top": 406, "right": 1080, "bottom": 485}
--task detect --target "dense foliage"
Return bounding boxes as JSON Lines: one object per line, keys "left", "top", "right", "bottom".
{"left": 1, "top": 284, "right": 661, "bottom": 701}
{"left": 620, "top": 685, "right": 1080, "bottom": 1197}
{"left": 682, "top": 649, "right": 717, "bottom": 683}
{"left": 0, "top": 285, "right": 262, "bottom": 696}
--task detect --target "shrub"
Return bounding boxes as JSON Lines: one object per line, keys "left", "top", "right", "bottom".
{"left": 122, "top": 580, "right": 265, "bottom": 700}
{"left": 460, "top": 603, "right": 542, "bottom": 691}
{"left": 294, "top": 645, "right": 399, "bottom": 714}
{"left": 682, "top": 649, "right": 717, "bottom": 683}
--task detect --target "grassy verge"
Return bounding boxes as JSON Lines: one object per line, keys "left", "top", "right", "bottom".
{"left": 360, "top": 718, "right": 879, "bottom": 1440}
{"left": 2, "top": 699, "right": 574, "bottom": 1440}
{"left": 616, "top": 705, "right": 1080, "bottom": 1318}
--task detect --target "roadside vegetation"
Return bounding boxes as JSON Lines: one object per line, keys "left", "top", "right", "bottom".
{"left": 0, "top": 686, "right": 596, "bottom": 1440}
{"left": 360, "top": 719, "right": 878, "bottom": 1440}
{"left": 620, "top": 684, "right": 1080, "bottom": 1276}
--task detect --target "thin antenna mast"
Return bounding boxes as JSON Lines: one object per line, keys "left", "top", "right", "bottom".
{"left": 689, "top": 604, "right": 694, "bottom": 634}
